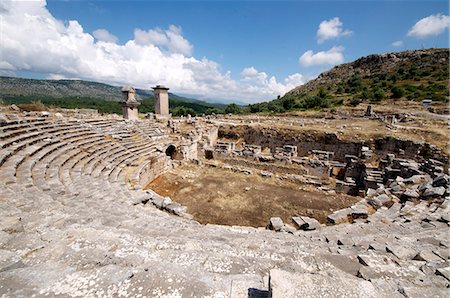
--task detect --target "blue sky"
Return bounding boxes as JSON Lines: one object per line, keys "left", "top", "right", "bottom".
{"left": 1, "top": 0, "right": 449, "bottom": 103}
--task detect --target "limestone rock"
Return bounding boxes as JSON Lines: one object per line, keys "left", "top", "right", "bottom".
{"left": 350, "top": 205, "right": 369, "bottom": 219}
{"left": 0, "top": 217, "right": 24, "bottom": 234}
{"left": 292, "top": 216, "right": 320, "bottom": 231}
{"left": 432, "top": 175, "right": 449, "bottom": 188}
{"left": 269, "top": 269, "right": 377, "bottom": 298}
{"left": 268, "top": 217, "right": 284, "bottom": 231}
{"left": 423, "top": 186, "right": 445, "bottom": 197}
{"left": 327, "top": 208, "right": 350, "bottom": 224}
{"left": 413, "top": 250, "right": 443, "bottom": 263}
{"left": 403, "top": 188, "right": 420, "bottom": 199}
{"left": 436, "top": 267, "right": 450, "bottom": 281}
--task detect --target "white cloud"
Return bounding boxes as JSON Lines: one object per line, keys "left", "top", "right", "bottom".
{"left": 408, "top": 13, "right": 450, "bottom": 38}
{"left": 47, "top": 73, "right": 70, "bottom": 80}
{"left": 134, "top": 25, "right": 193, "bottom": 56}
{"left": 93, "top": 29, "right": 118, "bottom": 43}
{"left": 299, "top": 46, "right": 345, "bottom": 67}
{"left": 239, "top": 67, "right": 305, "bottom": 97}
{"left": 241, "top": 67, "right": 268, "bottom": 84}
{"left": 316, "top": 17, "right": 352, "bottom": 44}
{"left": 391, "top": 40, "right": 403, "bottom": 47}
{"left": 0, "top": 0, "right": 301, "bottom": 103}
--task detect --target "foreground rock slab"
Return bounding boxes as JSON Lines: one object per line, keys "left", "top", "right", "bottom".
{"left": 269, "top": 269, "right": 379, "bottom": 297}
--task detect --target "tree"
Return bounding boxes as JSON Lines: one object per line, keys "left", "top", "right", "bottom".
{"left": 224, "top": 103, "right": 241, "bottom": 114}
{"left": 390, "top": 86, "right": 404, "bottom": 99}
{"left": 373, "top": 89, "right": 385, "bottom": 102}
{"left": 282, "top": 97, "right": 295, "bottom": 110}
{"left": 172, "top": 107, "right": 196, "bottom": 116}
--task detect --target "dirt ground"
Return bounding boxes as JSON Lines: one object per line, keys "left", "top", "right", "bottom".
{"left": 146, "top": 164, "right": 360, "bottom": 227}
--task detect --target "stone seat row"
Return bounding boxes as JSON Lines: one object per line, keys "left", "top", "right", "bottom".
{"left": 0, "top": 116, "right": 170, "bottom": 194}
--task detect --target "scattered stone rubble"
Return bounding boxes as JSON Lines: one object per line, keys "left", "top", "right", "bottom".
{"left": 0, "top": 108, "right": 448, "bottom": 297}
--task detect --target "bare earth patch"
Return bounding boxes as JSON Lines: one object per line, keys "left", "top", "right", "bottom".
{"left": 146, "top": 164, "right": 360, "bottom": 227}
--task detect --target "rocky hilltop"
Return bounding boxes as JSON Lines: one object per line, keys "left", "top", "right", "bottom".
{"left": 285, "top": 48, "right": 448, "bottom": 100}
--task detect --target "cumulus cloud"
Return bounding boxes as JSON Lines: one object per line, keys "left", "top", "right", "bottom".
{"left": 391, "top": 40, "right": 403, "bottom": 47}
{"left": 134, "top": 25, "right": 193, "bottom": 56}
{"left": 408, "top": 13, "right": 450, "bottom": 38}
{"left": 299, "top": 46, "right": 345, "bottom": 67}
{"left": 241, "top": 67, "right": 268, "bottom": 84}
{"left": 0, "top": 0, "right": 303, "bottom": 103}
{"left": 239, "top": 67, "right": 305, "bottom": 97}
{"left": 93, "top": 29, "right": 118, "bottom": 43}
{"left": 316, "top": 17, "right": 352, "bottom": 44}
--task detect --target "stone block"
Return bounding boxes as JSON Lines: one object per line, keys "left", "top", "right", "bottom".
{"left": 403, "top": 188, "right": 420, "bottom": 199}
{"left": 423, "top": 186, "right": 445, "bottom": 197}
{"left": 386, "top": 244, "right": 417, "bottom": 260}
{"left": 292, "top": 216, "right": 320, "bottom": 231}
{"left": 413, "top": 250, "right": 443, "bottom": 263}
{"left": 327, "top": 208, "right": 350, "bottom": 224}
{"left": 367, "top": 197, "right": 382, "bottom": 209}
{"left": 432, "top": 175, "right": 449, "bottom": 188}
{"left": 165, "top": 202, "right": 187, "bottom": 216}
{"left": 268, "top": 217, "right": 284, "bottom": 231}
{"left": 350, "top": 205, "right": 369, "bottom": 219}
{"left": 269, "top": 269, "right": 377, "bottom": 298}
{"left": 0, "top": 216, "right": 24, "bottom": 234}
{"left": 435, "top": 267, "right": 450, "bottom": 281}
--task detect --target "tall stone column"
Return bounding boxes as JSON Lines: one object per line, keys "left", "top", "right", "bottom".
{"left": 152, "top": 85, "right": 170, "bottom": 116}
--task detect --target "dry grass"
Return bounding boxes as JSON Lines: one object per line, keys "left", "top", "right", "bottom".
{"left": 146, "top": 164, "right": 359, "bottom": 227}
{"left": 17, "top": 101, "right": 48, "bottom": 112}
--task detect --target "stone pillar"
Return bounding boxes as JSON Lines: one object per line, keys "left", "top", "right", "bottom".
{"left": 365, "top": 105, "right": 373, "bottom": 117}
{"left": 121, "top": 86, "right": 140, "bottom": 121}
{"left": 152, "top": 85, "right": 170, "bottom": 116}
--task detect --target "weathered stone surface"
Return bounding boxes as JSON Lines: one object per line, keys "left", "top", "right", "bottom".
{"left": 436, "top": 267, "right": 450, "bottom": 281}
{"left": 367, "top": 197, "right": 382, "bottom": 209}
{"left": 423, "top": 186, "right": 445, "bottom": 197}
{"left": 413, "top": 250, "right": 443, "bottom": 263}
{"left": 327, "top": 208, "right": 350, "bottom": 224}
{"left": 0, "top": 217, "right": 24, "bottom": 234}
{"left": 400, "top": 286, "right": 449, "bottom": 298}
{"left": 376, "top": 194, "right": 391, "bottom": 205}
{"left": 432, "top": 175, "right": 449, "bottom": 188}
{"left": 350, "top": 205, "right": 369, "bottom": 219}
{"left": 268, "top": 217, "right": 284, "bottom": 231}
{"left": 292, "top": 216, "right": 320, "bottom": 230}
{"left": 403, "top": 188, "right": 420, "bottom": 199}
{"left": 269, "top": 269, "right": 377, "bottom": 298}
{"left": 386, "top": 244, "right": 417, "bottom": 260}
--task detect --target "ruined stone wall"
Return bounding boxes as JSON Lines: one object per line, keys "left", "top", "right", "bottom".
{"left": 218, "top": 125, "right": 448, "bottom": 164}
{"left": 132, "top": 154, "right": 172, "bottom": 187}
{"left": 218, "top": 125, "right": 362, "bottom": 162}
{"left": 221, "top": 157, "right": 308, "bottom": 176}
{"left": 374, "top": 136, "right": 447, "bottom": 163}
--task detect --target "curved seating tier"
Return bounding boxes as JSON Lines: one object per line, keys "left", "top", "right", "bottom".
{"left": 0, "top": 115, "right": 171, "bottom": 196}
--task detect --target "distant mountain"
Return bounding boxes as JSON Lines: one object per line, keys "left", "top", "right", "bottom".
{"left": 249, "top": 48, "right": 449, "bottom": 113}
{"left": 0, "top": 76, "right": 226, "bottom": 114}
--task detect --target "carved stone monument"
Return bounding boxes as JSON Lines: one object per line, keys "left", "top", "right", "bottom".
{"left": 153, "top": 85, "right": 170, "bottom": 116}
{"left": 121, "top": 85, "right": 140, "bottom": 121}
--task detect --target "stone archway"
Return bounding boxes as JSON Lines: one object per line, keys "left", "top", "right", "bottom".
{"left": 165, "top": 145, "right": 177, "bottom": 159}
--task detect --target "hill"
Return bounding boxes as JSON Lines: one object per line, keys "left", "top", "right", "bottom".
{"left": 0, "top": 76, "right": 226, "bottom": 115}
{"left": 249, "top": 48, "right": 449, "bottom": 113}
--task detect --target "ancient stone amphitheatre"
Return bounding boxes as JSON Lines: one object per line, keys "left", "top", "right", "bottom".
{"left": 0, "top": 89, "right": 449, "bottom": 297}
